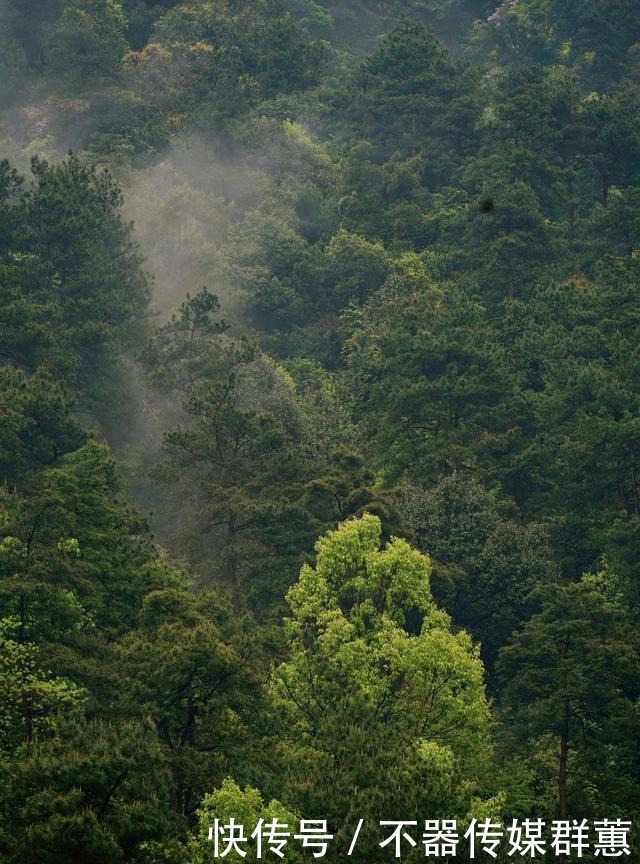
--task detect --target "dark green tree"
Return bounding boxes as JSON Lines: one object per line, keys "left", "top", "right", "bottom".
{"left": 497, "top": 582, "right": 640, "bottom": 820}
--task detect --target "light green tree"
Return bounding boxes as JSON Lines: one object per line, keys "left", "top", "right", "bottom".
{"left": 0, "top": 617, "right": 84, "bottom": 755}
{"left": 269, "top": 514, "right": 495, "bottom": 861}
{"left": 191, "top": 778, "right": 304, "bottom": 864}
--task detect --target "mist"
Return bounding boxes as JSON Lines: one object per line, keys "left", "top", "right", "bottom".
{"left": 120, "top": 134, "right": 267, "bottom": 322}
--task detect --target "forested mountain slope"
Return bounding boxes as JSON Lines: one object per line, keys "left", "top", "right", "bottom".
{"left": 1, "top": 0, "right": 640, "bottom": 861}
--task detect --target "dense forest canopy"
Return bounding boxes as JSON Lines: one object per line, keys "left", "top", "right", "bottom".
{"left": 1, "top": 0, "right": 640, "bottom": 861}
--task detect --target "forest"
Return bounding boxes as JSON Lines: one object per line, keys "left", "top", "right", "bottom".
{"left": 1, "top": 0, "right": 640, "bottom": 861}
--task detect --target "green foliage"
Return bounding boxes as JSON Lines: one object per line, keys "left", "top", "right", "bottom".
{"left": 0, "top": 435, "right": 164, "bottom": 645}
{"left": 150, "top": 290, "right": 396, "bottom": 612}
{"left": 145, "top": 287, "right": 231, "bottom": 393}
{"left": 0, "top": 367, "right": 86, "bottom": 486}
{"left": 45, "top": 0, "right": 128, "bottom": 84}
{"left": 497, "top": 582, "right": 640, "bottom": 819}
{"left": 117, "top": 590, "right": 265, "bottom": 815}
{"left": 0, "top": 617, "right": 85, "bottom": 755}
{"left": 286, "top": 0, "right": 332, "bottom": 39}
{"left": 270, "top": 514, "right": 492, "bottom": 859}
{"left": 3, "top": 0, "right": 640, "bottom": 856}
{"left": 156, "top": 349, "right": 314, "bottom": 600}
{"left": 400, "top": 474, "right": 557, "bottom": 669}
{"left": 192, "top": 778, "right": 303, "bottom": 863}
{"left": 0, "top": 718, "right": 177, "bottom": 864}
{"left": 344, "top": 272, "right": 516, "bottom": 484}
{"left": 333, "top": 22, "right": 480, "bottom": 187}
{"left": 0, "top": 155, "right": 149, "bottom": 413}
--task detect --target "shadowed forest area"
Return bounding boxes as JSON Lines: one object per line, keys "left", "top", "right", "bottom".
{"left": 1, "top": 0, "right": 640, "bottom": 861}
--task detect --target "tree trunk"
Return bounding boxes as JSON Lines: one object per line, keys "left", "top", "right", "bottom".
{"left": 558, "top": 701, "right": 570, "bottom": 820}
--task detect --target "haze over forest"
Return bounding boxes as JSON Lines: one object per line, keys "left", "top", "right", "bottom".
{"left": 1, "top": 0, "right": 640, "bottom": 861}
